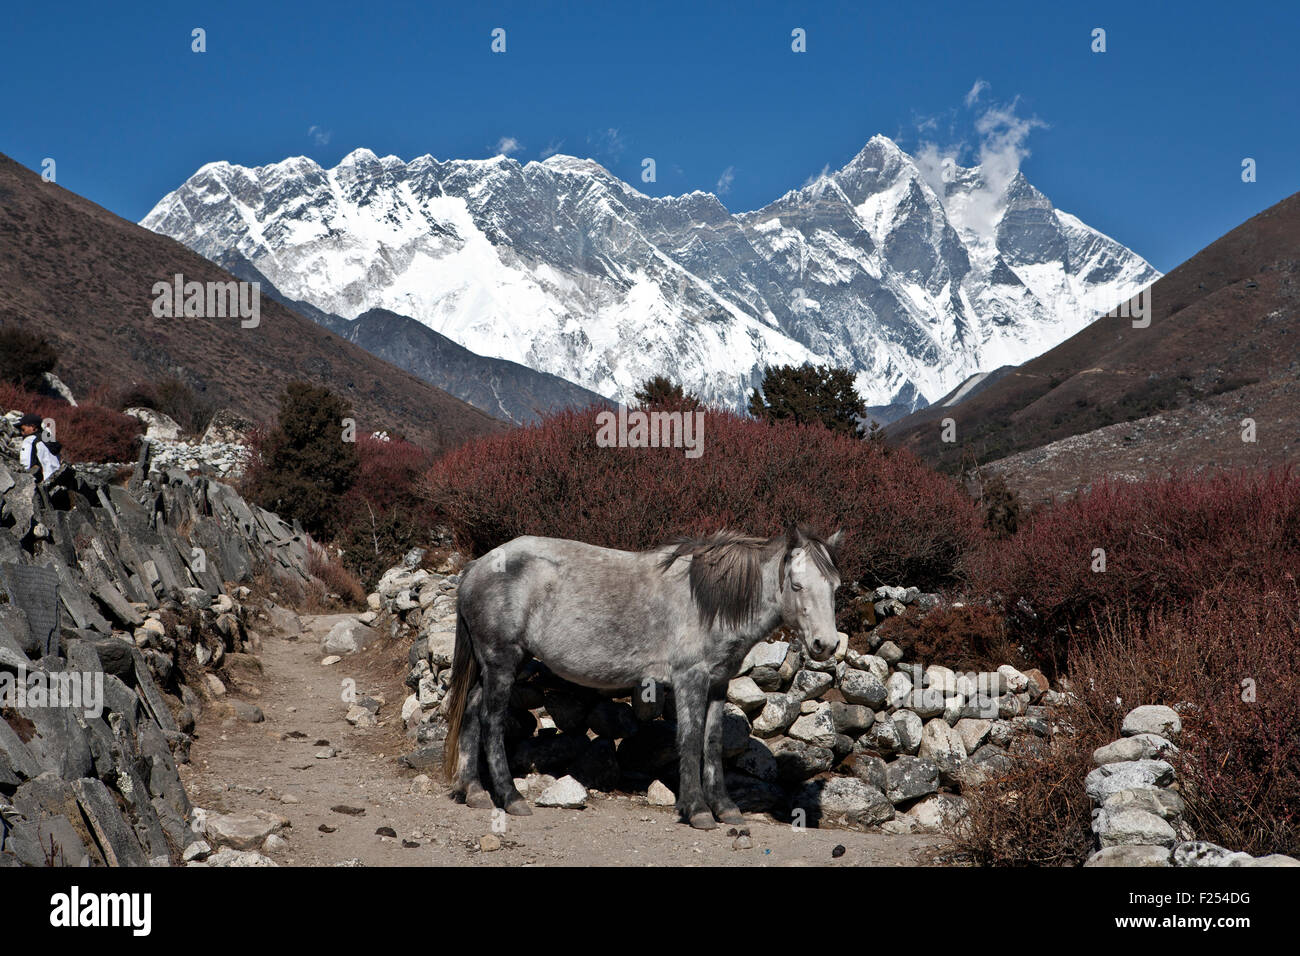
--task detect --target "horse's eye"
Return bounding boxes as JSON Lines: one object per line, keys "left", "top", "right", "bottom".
{"left": 791, "top": 583, "right": 803, "bottom": 591}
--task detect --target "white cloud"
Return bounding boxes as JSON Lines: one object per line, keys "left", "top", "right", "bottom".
{"left": 539, "top": 139, "right": 564, "bottom": 159}
{"left": 802, "top": 164, "right": 832, "bottom": 188}
{"left": 495, "top": 136, "right": 523, "bottom": 156}
{"left": 307, "top": 125, "right": 332, "bottom": 146}
{"left": 913, "top": 84, "right": 1047, "bottom": 241}
{"left": 586, "top": 127, "right": 625, "bottom": 160}
{"left": 716, "top": 165, "right": 735, "bottom": 195}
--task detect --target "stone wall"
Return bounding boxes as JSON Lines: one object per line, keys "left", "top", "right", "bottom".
{"left": 0, "top": 432, "right": 314, "bottom": 866}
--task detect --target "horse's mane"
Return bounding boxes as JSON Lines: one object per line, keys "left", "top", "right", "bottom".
{"left": 658, "top": 526, "right": 839, "bottom": 630}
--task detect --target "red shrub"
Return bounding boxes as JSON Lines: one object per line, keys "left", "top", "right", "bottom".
{"left": 967, "top": 469, "right": 1300, "bottom": 668}
{"left": 1069, "top": 583, "right": 1300, "bottom": 857}
{"left": 425, "top": 406, "right": 985, "bottom": 589}
{"left": 1, "top": 383, "right": 143, "bottom": 464}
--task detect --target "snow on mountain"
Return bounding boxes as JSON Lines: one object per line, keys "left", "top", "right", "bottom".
{"left": 141, "top": 135, "right": 1159, "bottom": 414}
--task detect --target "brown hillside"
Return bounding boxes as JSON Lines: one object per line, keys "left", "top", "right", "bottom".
{"left": 0, "top": 153, "right": 505, "bottom": 453}
{"left": 886, "top": 191, "right": 1300, "bottom": 489}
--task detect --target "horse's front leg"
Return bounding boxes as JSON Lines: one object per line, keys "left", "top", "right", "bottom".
{"left": 703, "top": 692, "right": 744, "bottom": 825}
{"left": 672, "top": 666, "right": 715, "bottom": 830}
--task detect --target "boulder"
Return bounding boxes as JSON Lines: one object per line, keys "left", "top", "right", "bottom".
{"left": 1172, "top": 841, "right": 1255, "bottom": 867}
{"left": 535, "top": 775, "right": 588, "bottom": 809}
{"left": 321, "top": 619, "right": 375, "bottom": 655}
{"left": 792, "top": 777, "right": 893, "bottom": 827}
{"left": 1084, "top": 760, "right": 1176, "bottom": 802}
{"left": 1121, "top": 705, "right": 1182, "bottom": 740}
{"left": 884, "top": 755, "right": 939, "bottom": 804}
{"left": 205, "top": 809, "right": 290, "bottom": 851}
{"left": 1085, "top": 846, "right": 1172, "bottom": 867}
{"left": 1094, "top": 807, "right": 1177, "bottom": 848}
{"left": 1093, "top": 733, "right": 1176, "bottom": 766}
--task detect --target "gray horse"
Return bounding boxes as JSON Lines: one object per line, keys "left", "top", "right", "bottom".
{"left": 443, "top": 525, "right": 843, "bottom": 830}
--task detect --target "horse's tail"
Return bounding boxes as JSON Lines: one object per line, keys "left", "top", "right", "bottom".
{"left": 442, "top": 607, "right": 478, "bottom": 783}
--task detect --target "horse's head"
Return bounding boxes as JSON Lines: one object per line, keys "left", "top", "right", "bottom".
{"left": 779, "top": 525, "right": 843, "bottom": 662}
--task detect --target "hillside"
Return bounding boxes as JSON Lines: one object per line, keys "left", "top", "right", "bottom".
{"left": 886, "top": 191, "right": 1300, "bottom": 495}
{"left": 0, "top": 153, "right": 504, "bottom": 453}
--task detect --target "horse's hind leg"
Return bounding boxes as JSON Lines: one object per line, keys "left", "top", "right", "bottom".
{"left": 458, "top": 685, "right": 494, "bottom": 809}
{"left": 480, "top": 660, "right": 530, "bottom": 816}
{"left": 703, "top": 692, "right": 744, "bottom": 825}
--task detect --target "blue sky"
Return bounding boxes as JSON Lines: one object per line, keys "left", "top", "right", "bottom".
{"left": 3, "top": 0, "right": 1297, "bottom": 272}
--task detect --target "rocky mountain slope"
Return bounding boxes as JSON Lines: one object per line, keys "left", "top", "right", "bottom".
{"left": 886, "top": 191, "right": 1300, "bottom": 498}
{"left": 141, "top": 136, "right": 1158, "bottom": 416}
{"left": 0, "top": 153, "right": 505, "bottom": 454}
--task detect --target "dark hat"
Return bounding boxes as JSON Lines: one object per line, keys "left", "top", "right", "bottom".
{"left": 17, "top": 412, "right": 43, "bottom": 428}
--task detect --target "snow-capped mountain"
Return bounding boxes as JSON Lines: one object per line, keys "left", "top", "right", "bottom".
{"left": 141, "top": 135, "right": 1159, "bottom": 414}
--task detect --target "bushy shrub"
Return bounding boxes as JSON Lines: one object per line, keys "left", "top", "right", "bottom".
{"left": 241, "top": 382, "right": 360, "bottom": 538}
{"left": 426, "top": 406, "right": 985, "bottom": 589}
{"left": 875, "top": 603, "right": 1023, "bottom": 673}
{"left": 0, "top": 328, "right": 58, "bottom": 391}
{"left": 335, "top": 434, "right": 435, "bottom": 584}
{"left": 0, "top": 384, "right": 142, "bottom": 463}
{"left": 307, "top": 545, "right": 367, "bottom": 607}
{"left": 954, "top": 733, "right": 1099, "bottom": 867}
{"left": 967, "top": 469, "right": 1300, "bottom": 669}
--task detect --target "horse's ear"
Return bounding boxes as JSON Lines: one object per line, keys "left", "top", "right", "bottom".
{"left": 784, "top": 523, "right": 803, "bottom": 550}
{"left": 826, "top": 529, "right": 844, "bottom": 549}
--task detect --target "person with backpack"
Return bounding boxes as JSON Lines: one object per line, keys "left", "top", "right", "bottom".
{"left": 17, "top": 412, "right": 61, "bottom": 482}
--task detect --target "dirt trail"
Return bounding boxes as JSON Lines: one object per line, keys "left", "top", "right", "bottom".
{"left": 181, "top": 614, "right": 948, "bottom": 866}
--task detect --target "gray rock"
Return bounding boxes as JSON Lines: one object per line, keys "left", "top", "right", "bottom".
{"left": 788, "top": 668, "right": 834, "bottom": 702}
{"left": 906, "top": 793, "right": 969, "bottom": 833}
{"left": 1122, "top": 705, "right": 1182, "bottom": 740}
{"left": 829, "top": 701, "right": 874, "bottom": 736}
{"left": 205, "top": 809, "right": 290, "bottom": 851}
{"left": 1085, "top": 760, "right": 1176, "bottom": 802}
{"left": 1101, "top": 787, "right": 1185, "bottom": 820}
{"left": 732, "top": 738, "right": 779, "bottom": 782}
{"left": 1085, "top": 845, "right": 1172, "bottom": 867}
{"left": 787, "top": 703, "right": 838, "bottom": 749}
{"left": 839, "top": 669, "right": 887, "bottom": 708}
{"left": 792, "top": 777, "right": 894, "bottom": 827}
{"left": 1172, "top": 841, "right": 1254, "bottom": 867}
{"left": 918, "top": 718, "right": 968, "bottom": 763}
{"left": 321, "top": 619, "right": 375, "bottom": 655}
{"left": 885, "top": 671, "right": 913, "bottom": 709}
{"left": 751, "top": 693, "right": 800, "bottom": 737}
{"left": 891, "top": 710, "right": 924, "bottom": 754}
{"left": 1093, "top": 733, "right": 1176, "bottom": 766}
{"left": 884, "top": 755, "right": 939, "bottom": 804}
{"left": 954, "top": 718, "right": 991, "bottom": 753}
{"left": 725, "top": 676, "right": 767, "bottom": 715}
{"left": 769, "top": 737, "right": 834, "bottom": 782}
{"left": 535, "top": 775, "right": 588, "bottom": 809}
{"left": 1095, "top": 807, "right": 1177, "bottom": 848}
{"left": 876, "top": 641, "right": 903, "bottom": 664}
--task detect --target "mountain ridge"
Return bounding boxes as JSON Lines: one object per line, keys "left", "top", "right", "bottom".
{"left": 141, "top": 135, "right": 1159, "bottom": 416}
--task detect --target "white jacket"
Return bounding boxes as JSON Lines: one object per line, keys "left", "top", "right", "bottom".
{"left": 20, "top": 434, "right": 61, "bottom": 479}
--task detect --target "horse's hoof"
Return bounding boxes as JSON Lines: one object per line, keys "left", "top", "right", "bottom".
{"left": 689, "top": 811, "right": 719, "bottom": 830}
{"left": 716, "top": 808, "right": 745, "bottom": 826}
{"left": 505, "top": 798, "right": 533, "bottom": 816}
{"left": 465, "top": 789, "right": 495, "bottom": 810}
